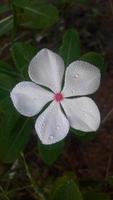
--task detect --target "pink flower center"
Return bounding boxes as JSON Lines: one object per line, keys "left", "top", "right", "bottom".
{"left": 54, "top": 92, "right": 64, "bottom": 102}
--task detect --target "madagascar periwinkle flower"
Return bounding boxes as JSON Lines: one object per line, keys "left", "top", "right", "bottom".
{"left": 10, "top": 49, "right": 101, "bottom": 144}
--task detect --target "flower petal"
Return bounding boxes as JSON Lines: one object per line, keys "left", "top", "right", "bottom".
{"left": 10, "top": 81, "right": 53, "bottom": 117}
{"left": 61, "top": 97, "right": 100, "bottom": 132}
{"left": 35, "top": 101, "right": 69, "bottom": 144}
{"left": 28, "top": 48, "right": 65, "bottom": 93}
{"left": 62, "top": 61, "right": 101, "bottom": 97}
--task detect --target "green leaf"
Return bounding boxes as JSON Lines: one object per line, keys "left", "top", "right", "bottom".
{"left": 12, "top": 0, "right": 48, "bottom": 7}
{"left": 71, "top": 129, "right": 96, "bottom": 141}
{"left": 0, "top": 70, "right": 18, "bottom": 112}
{"left": 50, "top": 175, "right": 83, "bottom": 200}
{"left": 75, "top": 0, "right": 89, "bottom": 3}
{"left": 38, "top": 140, "right": 64, "bottom": 165}
{"left": 80, "top": 52, "right": 107, "bottom": 73}
{"left": 0, "top": 73, "right": 16, "bottom": 91}
{"left": 12, "top": 0, "right": 48, "bottom": 8}
{"left": 0, "top": 111, "right": 33, "bottom": 163}
{"left": 83, "top": 191, "right": 111, "bottom": 200}
{"left": 59, "top": 29, "right": 81, "bottom": 66}
{"left": 13, "top": 0, "right": 59, "bottom": 29}
{"left": 0, "top": 15, "right": 13, "bottom": 37}
{"left": 107, "top": 176, "right": 113, "bottom": 187}
{"left": 0, "top": 61, "right": 32, "bottom": 163}
{"left": 10, "top": 42, "right": 37, "bottom": 77}
{"left": 0, "top": 5, "right": 10, "bottom": 14}
{"left": 56, "top": 0, "right": 89, "bottom": 4}
{"left": 0, "top": 60, "right": 19, "bottom": 77}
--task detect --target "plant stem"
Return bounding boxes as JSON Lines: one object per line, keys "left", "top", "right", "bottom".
{"left": 0, "top": 185, "right": 10, "bottom": 200}
{"left": 21, "top": 153, "right": 46, "bottom": 200}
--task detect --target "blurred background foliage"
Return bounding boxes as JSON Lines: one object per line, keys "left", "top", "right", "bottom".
{"left": 0, "top": 0, "right": 113, "bottom": 199}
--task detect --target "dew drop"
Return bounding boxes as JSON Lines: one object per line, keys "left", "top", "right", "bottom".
{"left": 48, "top": 135, "right": 54, "bottom": 140}
{"left": 41, "top": 116, "right": 45, "bottom": 121}
{"left": 42, "top": 124, "right": 45, "bottom": 128}
{"left": 41, "top": 121, "right": 46, "bottom": 128}
{"left": 71, "top": 89, "right": 75, "bottom": 94}
{"left": 74, "top": 73, "right": 79, "bottom": 78}
{"left": 84, "top": 113, "right": 88, "bottom": 117}
{"left": 56, "top": 125, "right": 60, "bottom": 130}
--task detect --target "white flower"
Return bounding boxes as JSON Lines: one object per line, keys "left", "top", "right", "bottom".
{"left": 10, "top": 49, "right": 101, "bottom": 145}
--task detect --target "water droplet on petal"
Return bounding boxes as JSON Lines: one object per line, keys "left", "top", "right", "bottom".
{"left": 41, "top": 116, "right": 45, "bottom": 121}
{"left": 56, "top": 125, "right": 60, "bottom": 130}
{"left": 41, "top": 121, "right": 46, "bottom": 129}
{"left": 71, "top": 89, "right": 75, "bottom": 94}
{"left": 84, "top": 113, "right": 88, "bottom": 117}
{"left": 48, "top": 135, "right": 54, "bottom": 140}
{"left": 74, "top": 74, "right": 79, "bottom": 78}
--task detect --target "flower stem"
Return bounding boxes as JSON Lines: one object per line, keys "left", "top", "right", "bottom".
{"left": 21, "top": 153, "right": 46, "bottom": 200}
{"left": 0, "top": 185, "right": 10, "bottom": 200}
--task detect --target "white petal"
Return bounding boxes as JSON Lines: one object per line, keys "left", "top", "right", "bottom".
{"left": 28, "top": 48, "right": 65, "bottom": 93}
{"left": 35, "top": 101, "right": 69, "bottom": 144}
{"left": 62, "top": 61, "right": 101, "bottom": 97}
{"left": 10, "top": 81, "right": 53, "bottom": 117}
{"left": 61, "top": 97, "right": 100, "bottom": 132}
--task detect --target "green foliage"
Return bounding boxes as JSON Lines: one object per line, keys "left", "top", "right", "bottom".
{"left": 0, "top": 60, "right": 19, "bottom": 112}
{"left": 0, "top": 61, "right": 33, "bottom": 163}
{"left": 59, "top": 29, "right": 81, "bottom": 66}
{"left": 107, "top": 176, "right": 113, "bottom": 187}
{"left": 12, "top": 0, "right": 59, "bottom": 29}
{"left": 56, "top": 0, "right": 89, "bottom": 5}
{"left": 0, "top": 73, "right": 17, "bottom": 113}
{"left": 0, "top": 42, "right": 37, "bottom": 164}
{"left": 12, "top": 0, "right": 48, "bottom": 7}
{"left": 49, "top": 174, "right": 83, "bottom": 200}
{"left": 83, "top": 191, "right": 111, "bottom": 200}
{"left": 0, "top": 111, "right": 33, "bottom": 163}
{"left": 76, "top": 0, "right": 89, "bottom": 3}
{"left": 0, "top": 5, "right": 9, "bottom": 14}
{"left": 10, "top": 42, "right": 37, "bottom": 77}
{"left": 80, "top": 52, "right": 107, "bottom": 73}
{"left": 0, "top": 60, "right": 18, "bottom": 77}
{"left": 71, "top": 128, "right": 96, "bottom": 141}
{"left": 0, "top": 15, "right": 13, "bottom": 37}
{"left": 38, "top": 140, "right": 64, "bottom": 165}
